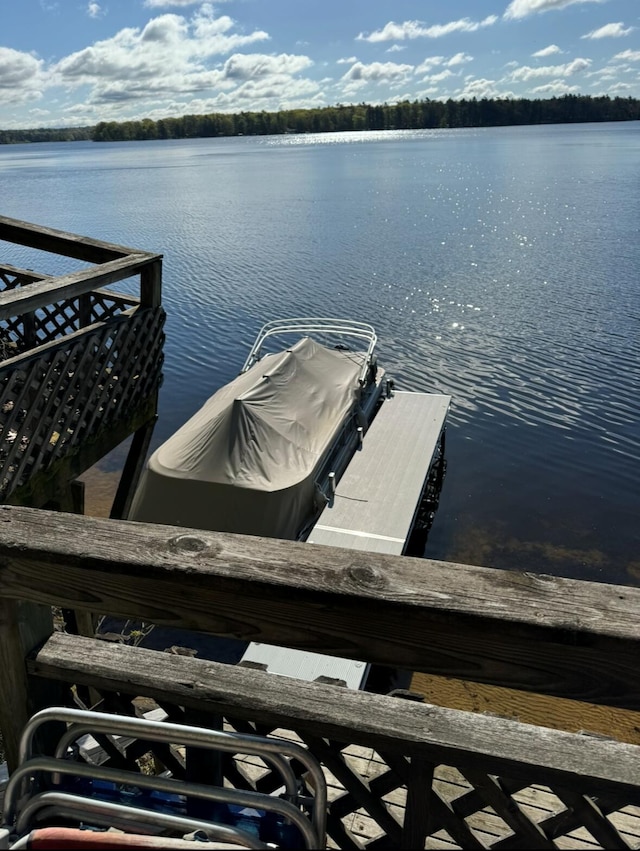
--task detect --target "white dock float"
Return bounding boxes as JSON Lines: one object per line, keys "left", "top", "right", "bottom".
{"left": 239, "top": 644, "right": 369, "bottom": 690}
{"left": 240, "top": 390, "right": 451, "bottom": 689}
{"left": 308, "top": 391, "right": 450, "bottom": 555}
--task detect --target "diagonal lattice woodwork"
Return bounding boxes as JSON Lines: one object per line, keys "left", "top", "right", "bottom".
{"left": 0, "top": 268, "right": 40, "bottom": 292}
{"left": 0, "top": 307, "right": 164, "bottom": 501}
{"left": 0, "top": 265, "right": 139, "bottom": 350}
{"left": 2, "top": 294, "right": 139, "bottom": 352}
{"left": 43, "top": 683, "right": 640, "bottom": 850}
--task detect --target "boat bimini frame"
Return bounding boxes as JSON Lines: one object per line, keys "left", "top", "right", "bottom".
{"left": 241, "top": 318, "right": 378, "bottom": 387}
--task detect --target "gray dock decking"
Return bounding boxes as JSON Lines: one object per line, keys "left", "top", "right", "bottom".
{"left": 308, "top": 390, "right": 450, "bottom": 555}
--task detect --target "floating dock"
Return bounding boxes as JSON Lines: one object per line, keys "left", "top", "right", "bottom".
{"left": 240, "top": 390, "right": 451, "bottom": 688}
{"left": 308, "top": 390, "right": 450, "bottom": 555}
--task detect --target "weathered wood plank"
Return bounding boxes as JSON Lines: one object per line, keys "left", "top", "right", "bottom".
{"left": 0, "top": 215, "right": 152, "bottom": 264}
{"left": 0, "top": 255, "right": 157, "bottom": 321}
{"left": 1, "top": 506, "right": 639, "bottom": 708}
{"left": 0, "top": 264, "right": 48, "bottom": 283}
{"left": 27, "top": 633, "right": 640, "bottom": 797}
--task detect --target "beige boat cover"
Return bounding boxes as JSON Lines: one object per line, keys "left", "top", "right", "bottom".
{"left": 129, "top": 337, "right": 364, "bottom": 539}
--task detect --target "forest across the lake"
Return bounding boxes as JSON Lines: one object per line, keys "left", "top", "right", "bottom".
{"left": 1, "top": 93, "right": 638, "bottom": 145}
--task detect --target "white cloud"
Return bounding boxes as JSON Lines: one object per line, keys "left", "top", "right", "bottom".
{"left": 454, "top": 77, "right": 510, "bottom": 99}
{"left": 446, "top": 52, "right": 473, "bottom": 67}
{"left": 511, "top": 57, "right": 591, "bottom": 80}
{"left": 532, "top": 44, "right": 563, "bottom": 57}
{"left": 340, "top": 60, "right": 413, "bottom": 95}
{"left": 503, "top": 0, "right": 607, "bottom": 21}
{"left": 222, "top": 53, "right": 313, "bottom": 82}
{"left": 587, "top": 65, "right": 619, "bottom": 80}
{"left": 531, "top": 81, "right": 580, "bottom": 93}
{"left": 614, "top": 49, "right": 640, "bottom": 61}
{"left": 426, "top": 69, "right": 454, "bottom": 84}
{"left": 415, "top": 56, "right": 445, "bottom": 74}
{"left": 191, "top": 8, "right": 270, "bottom": 56}
{"left": 54, "top": 9, "right": 270, "bottom": 88}
{"left": 357, "top": 16, "right": 497, "bottom": 43}
{"left": 582, "top": 22, "right": 634, "bottom": 39}
{"left": 28, "top": 5, "right": 333, "bottom": 123}
{"left": 336, "top": 56, "right": 357, "bottom": 65}
{"left": 87, "top": 2, "right": 102, "bottom": 18}
{"left": 341, "top": 61, "right": 413, "bottom": 83}
{"left": 0, "top": 47, "right": 45, "bottom": 104}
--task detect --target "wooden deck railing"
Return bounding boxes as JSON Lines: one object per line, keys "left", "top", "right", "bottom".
{"left": 1, "top": 506, "right": 640, "bottom": 848}
{"left": 0, "top": 215, "right": 164, "bottom": 507}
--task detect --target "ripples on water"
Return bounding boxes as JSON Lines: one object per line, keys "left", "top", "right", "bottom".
{"left": 1, "top": 124, "right": 638, "bottom": 585}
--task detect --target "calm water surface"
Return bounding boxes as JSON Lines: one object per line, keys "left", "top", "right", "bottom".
{"left": 1, "top": 123, "right": 639, "bottom": 586}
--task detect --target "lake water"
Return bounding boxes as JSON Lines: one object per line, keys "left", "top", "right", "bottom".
{"left": 1, "top": 122, "right": 639, "bottom": 587}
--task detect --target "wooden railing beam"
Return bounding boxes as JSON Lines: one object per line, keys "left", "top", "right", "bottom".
{"left": 0, "top": 255, "right": 159, "bottom": 321}
{"left": 28, "top": 632, "right": 640, "bottom": 798}
{"left": 0, "top": 215, "right": 144, "bottom": 264}
{"left": 1, "top": 506, "right": 639, "bottom": 710}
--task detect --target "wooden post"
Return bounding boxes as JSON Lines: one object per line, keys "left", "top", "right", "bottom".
{"left": 110, "top": 416, "right": 157, "bottom": 521}
{"left": 78, "top": 292, "right": 92, "bottom": 328}
{"left": 21, "top": 313, "right": 36, "bottom": 350}
{"left": 183, "top": 708, "right": 225, "bottom": 820}
{"left": 140, "top": 259, "right": 162, "bottom": 309}
{"left": 402, "top": 757, "right": 435, "bottom": 848}
{"left": 62, "top": 481, "right": 96, "bottom": 641}
{"left": 0, "top": 598, "right": 54, "bottom": 771}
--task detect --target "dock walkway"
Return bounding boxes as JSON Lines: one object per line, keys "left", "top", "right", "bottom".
{"left": 240, "top": 390, "right": 451, "bottom": 687}
{"left": 308, "top": 390, "right": 450, "bottom": 554}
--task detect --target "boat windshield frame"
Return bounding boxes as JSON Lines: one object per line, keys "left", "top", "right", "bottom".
{"left": 241, "top": 318, "right": 378, "bottom": 386}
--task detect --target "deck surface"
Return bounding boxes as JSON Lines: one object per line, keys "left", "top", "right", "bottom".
{"left": 308, "top": 391, "right": 450, "bottom": 554}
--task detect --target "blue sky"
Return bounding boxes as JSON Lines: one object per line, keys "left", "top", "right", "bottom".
{"left": 1, "top": 0, "right": 639, "bottom": 129}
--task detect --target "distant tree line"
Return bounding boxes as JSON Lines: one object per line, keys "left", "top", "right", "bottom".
{"left": 91, "top": 95, "right": 640, "bottom": 141}
{"left": 0, "top": 126, "right": 92, "bottom": 144}
{"left": 1, "top": 95, "right": 638, "bottom": 145}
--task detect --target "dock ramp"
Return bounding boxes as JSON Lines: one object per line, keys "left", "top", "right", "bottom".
{"left": 240, "top": 391, "right": 451, "bottom": 689}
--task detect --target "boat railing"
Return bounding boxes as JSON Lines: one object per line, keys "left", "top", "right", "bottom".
{"left": 240, "top": 317, "right": 378, "bottom": 385}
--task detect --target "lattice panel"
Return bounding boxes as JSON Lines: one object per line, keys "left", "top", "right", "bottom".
{"left": 0, "top": 272, "right": 19, "bottom": 291}
{"left": 2, "top": 293, "right": 138, "bottom": 352}
{"left": 0, "top": 307, "right": 164, "bottom": 500}
{"left": 50, "top": 687, "right": 640, "bottom": 850}
{"left": 89, "top": 291, "right": 138, "bottom": 324}
{"left": 33, "top": 301, "right": 82, "bottom": 342}
{"left": 0, "top": 269, "right": 39, "bottom": 292}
